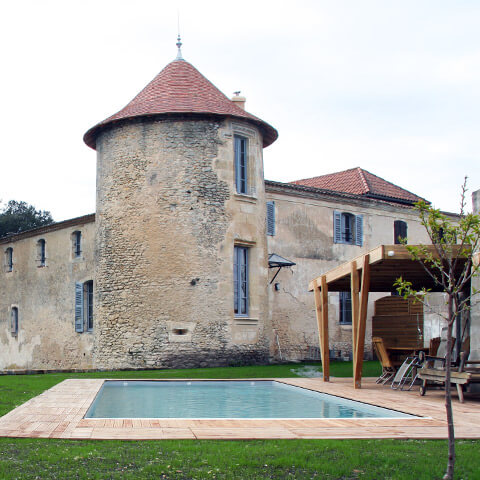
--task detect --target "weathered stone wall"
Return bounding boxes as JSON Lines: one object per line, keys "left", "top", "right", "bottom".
{"left": 265, "top": 186, "right": 440, "bottom": 361}
{"left": 0, "top": 218, "right": 95, "bottom": 369}
{"left": 93, "top": 117, "right": 270, "bottom": 369}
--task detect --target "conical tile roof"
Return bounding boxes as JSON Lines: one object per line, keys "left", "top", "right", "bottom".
{"left": 84, "top": 59, "right": 278, "bottom": 149}
{"left": 292, "top": 167, "right": 427, "bottom": 205}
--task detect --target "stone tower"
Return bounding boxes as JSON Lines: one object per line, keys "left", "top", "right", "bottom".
{"left": 83, "top": 48, "right": 278, "bottom": 369}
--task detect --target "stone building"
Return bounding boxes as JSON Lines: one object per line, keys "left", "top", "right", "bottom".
{"left": 0, "top": 46, "right": 470, "bottom": 370}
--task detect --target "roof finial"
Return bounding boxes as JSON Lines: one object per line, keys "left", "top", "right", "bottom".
{"left": 176, "top": 34, "right": 183, "bottom": 60}
{"left": 176, "top": 12, "right": 183, "bottom": 60}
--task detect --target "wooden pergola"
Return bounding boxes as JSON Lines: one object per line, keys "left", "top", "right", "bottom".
{"left": 309, "top": 244, "right": 470, "bottom": 389}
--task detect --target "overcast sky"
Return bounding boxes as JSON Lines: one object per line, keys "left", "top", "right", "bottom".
{"left": 1, "top": 0, "right": 479, "bottom": 220}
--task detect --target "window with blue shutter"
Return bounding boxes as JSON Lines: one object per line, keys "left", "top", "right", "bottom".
{"left": 234, "top": 136, "right": 248, "bottom": 194}
{"left": 75, "top": 282, "right": 84, "bottom": 333}
{"left": 334, "top": 212, "right": 363, "bottom": 246}
{"left": 355, "top": 214, "right": 363, "bottom": 246}
{"left": 266, "top": 201, "right": 275, "bottom": 236}
{"left": 234, "top": 246, "right": 249, "bottom": 316}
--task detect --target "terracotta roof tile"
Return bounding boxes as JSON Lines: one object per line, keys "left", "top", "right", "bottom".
{"left": 84, "top": 59, "right": 278, "bottom": 149}
{"left": 291, "top": 167, "right": 427, "bottom": 205}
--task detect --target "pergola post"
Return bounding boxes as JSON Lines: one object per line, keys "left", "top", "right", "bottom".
{"left": 350, "top": 260, "right": 359, "bottom": 385}
{"left": 313, "top": 275, "right": 330, "bottom": 381}
{"left": 354, "top": 254, "right": 371, "bottom": 389}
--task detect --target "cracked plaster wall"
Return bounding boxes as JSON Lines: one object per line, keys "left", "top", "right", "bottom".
{"left": 0, "top": 221, "right": 95, "bottom": 369}
{"left": 265, "top": 190, "right": 436, "bottom": 361}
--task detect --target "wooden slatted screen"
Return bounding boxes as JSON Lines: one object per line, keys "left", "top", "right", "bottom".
{"left": 372, "top": 296, "right": 423, "bottom": 349}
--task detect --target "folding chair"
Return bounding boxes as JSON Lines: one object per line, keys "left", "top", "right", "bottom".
{"left": 372, "top": 337, "right": 396, "bottom": 385}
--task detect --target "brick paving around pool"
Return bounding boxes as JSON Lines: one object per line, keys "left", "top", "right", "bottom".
{"left": 0, "top": 377, "right": 479, "bottom": 440}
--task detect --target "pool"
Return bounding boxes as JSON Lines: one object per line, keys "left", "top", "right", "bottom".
{"left": 85, "top": 381, "right": 416, "bottom": 419}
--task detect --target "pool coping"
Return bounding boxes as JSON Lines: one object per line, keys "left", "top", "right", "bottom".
{"left": 0, "top": 377, "right": 478, "bottom": 440}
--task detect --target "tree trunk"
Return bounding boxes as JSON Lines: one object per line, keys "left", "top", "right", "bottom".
{"left": 443, "top": 295, "right": 455, "bottom": 480}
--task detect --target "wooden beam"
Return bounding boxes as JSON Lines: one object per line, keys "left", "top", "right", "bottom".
{"left": 313, "top": 276, "right": 330, "bottom": 381}
{"left": 308, "top": 244, "right": 470, "bottom": 291}
{"left": 350, "top": 260, "right": 359, "bottom": 386}
{"left": 308, "top": 245, "right": 384, "bottom": 291}
{"left": 354, "top": 254, "right": 370, "bottom": 389}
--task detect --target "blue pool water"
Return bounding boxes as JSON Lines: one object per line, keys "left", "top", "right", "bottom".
{"left": 85, "top": 381, "right": 415, "bottom": 419}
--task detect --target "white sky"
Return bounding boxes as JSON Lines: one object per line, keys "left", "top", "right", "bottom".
{"left": 1, "top": 0, "right": 479, "bottom": 220}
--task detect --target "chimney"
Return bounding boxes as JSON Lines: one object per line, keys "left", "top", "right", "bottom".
{"left": 231, "top": 91, "right": 246, "bottom": 110}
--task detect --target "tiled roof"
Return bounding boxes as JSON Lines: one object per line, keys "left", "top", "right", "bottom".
{"left": 0, "top": 214, "right": 96, "bottom": 244}
{"left": 291, "top": 167, "right": 427, "bottom": 205}
{"left": 84, "top": 59, "right": 278, "bottom": 149}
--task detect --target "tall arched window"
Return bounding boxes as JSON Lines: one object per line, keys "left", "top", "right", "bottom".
{"left": 5, "top": 247, "right": 13, "bottom": 272}
{"left": 37, "top": 239, "right": 46, "bottom": 267}
{"left": 11, "top": 307, "right": 18, "bottom": 336}
{"left": 72, "top": 231, "right": 82, "bottom": 258}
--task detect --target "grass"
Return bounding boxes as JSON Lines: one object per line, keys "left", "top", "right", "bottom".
{"left": 0, "top": 438, "right": 479, "bottom": 479}
{"left": 0, "top": 361, "right": 479, "bottom": 479}
{"left": 0, "top": 361, "right": 381, "bottom": 418}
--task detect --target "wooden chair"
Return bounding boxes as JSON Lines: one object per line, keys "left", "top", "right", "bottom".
{"left": 372, "top": 337, "right": 396, "bottom": 385}
{"left": 417, "top": 337, "right": 480, "bottom": 403}
{"left": 429, "top": 337, "right": 441, "bottom": 357}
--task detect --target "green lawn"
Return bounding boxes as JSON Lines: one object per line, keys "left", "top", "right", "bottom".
{"left": 0, "top": 361, "right": 478, "bottom": 479}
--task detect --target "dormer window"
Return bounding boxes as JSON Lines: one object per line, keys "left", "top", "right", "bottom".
{"left": 5, "top": 247, "right": 13, "bottom": 272}
{"left": 37, "top": 239, "right": 46, "bottom": 267}
{"left": 73, "top": 231, "right": 82, "bottom": 258}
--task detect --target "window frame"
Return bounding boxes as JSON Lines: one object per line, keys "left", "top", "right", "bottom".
{"left": 11, "top": 306, "right": 19, "bottom": 336}
{"left": 5, "top": 247, "right": 13, "bottom": 272}
{"left": 75, "top": 280, "right": 94, "bottom": 333}
{"left": 394, "top": 220, "right": 408, "bottom": 244}
{"left": 339, "top": 291, "right": 352, "bottom": 325}
{"left": 37, "top": 239, "right": 46, "bottom": 267}
{"left": 341, "top": 213, "right": 355, "bottom": 243}
{"left": 234, "top": 245, "right": 249, "bottom": 317}
{"left": 85, "top": 280, "right": 94, "bottom": 331}
{"left": 234, "top": 135, "right": 248, "bottom": 195}
{"left": 73, "top": 231, "right": 82, "bottom": 258}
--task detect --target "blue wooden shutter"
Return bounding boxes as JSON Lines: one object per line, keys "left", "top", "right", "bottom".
{"left": 266, "top": 201, "right": 275, "bottom": 236}
{"left": 333, "top": 211, "right": 342, "bottom": 243}
{"left": 355, "top": 215, "right": 363, "bottom": 246}
{"left": 75, "top": 282, "right": 84, "bottom": 333}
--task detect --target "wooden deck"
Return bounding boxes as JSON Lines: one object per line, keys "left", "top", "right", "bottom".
{"left": 0, "top": 377, "right": 479, "bottom": 440}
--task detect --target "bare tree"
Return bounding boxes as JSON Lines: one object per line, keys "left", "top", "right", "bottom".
{"left": 395, "top": 178, "right": 480, "bottom": 480}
